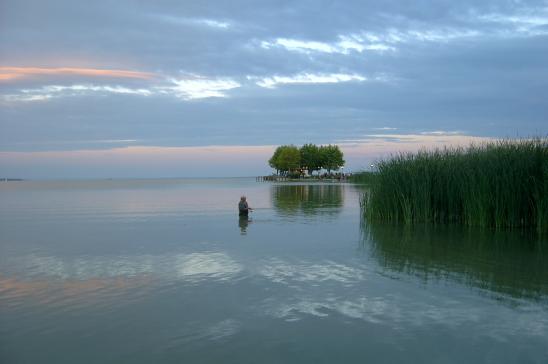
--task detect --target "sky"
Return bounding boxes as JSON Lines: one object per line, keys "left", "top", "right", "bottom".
{"left": 1, "top": 0, "right": 547, "bottom": 178}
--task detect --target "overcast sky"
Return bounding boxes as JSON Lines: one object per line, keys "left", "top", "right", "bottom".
{"left": 1, "top": 0, "right": 547, "bottom": 178}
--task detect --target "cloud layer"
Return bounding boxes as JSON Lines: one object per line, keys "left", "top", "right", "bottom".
{"left": 1, "top": 0, "right": 547, "bottom": 176}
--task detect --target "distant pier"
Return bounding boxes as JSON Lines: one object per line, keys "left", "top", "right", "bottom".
{"left": 256, "top": 176, "right": 289, "bottom": 182}
{"left": 256, "top": 174, "right": 349, "bottom": 182}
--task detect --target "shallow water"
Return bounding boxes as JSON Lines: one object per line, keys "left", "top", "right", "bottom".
{"left": 1, "top": 178, "right": 547, "bottom": 363}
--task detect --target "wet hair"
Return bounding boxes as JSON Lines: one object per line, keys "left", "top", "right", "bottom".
{"left": 240, "top": 196, "right": 246, "bottom": 200}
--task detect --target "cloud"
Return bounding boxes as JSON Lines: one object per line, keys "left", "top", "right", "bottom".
{"left": 159, "top": 77, "right": 241, "bottom": 100}
{"left": 198, "top": 19, "right": 231, "bottom": 29}
{"left": 260, "top": 36, "right": 394, "bottom": 55}
{"left": 1, "top": 0, "right": 547, "bottom": 173}
{"left": 330, "top": 132, "right": 497, "bottom": 172}
{"left": 0, "top": 67, "right": 155, "bottom": 82}
{"left": 153, "top": 15, "right": 232, "bottom": 29}
{"left": 2, "top": 76, "right": 242, "bottom": 102}
{"left": 3, "top": 72, "right": 370, "bottom": 101}
{"left": 0, "top": 133, "right": 496, "bottom": 178}
{"left": 389, "top": 29, "right": 482, "bottom": 43}
{"left": 3, "top": 84, "right": 153, "bottom": 102}
{"left": 373, "top": 127, "right": 397, "bottom": 131}
{"left": 0, "top": 73, "right": 21, "bottom": 81}
{"left": 261, "top": 38, "right": 339, "bottom": 54}
{"left": 338, "top": 133, "right": 494, "bottom": 157}
{"left": 258, "top": 28, "right": 486, "bottom": 57}
{"left": 3, "top": 139, "right": 139, "bottom": 147}
{"left": 0, "top": 144, "right": 277, "bottom": 178}
{"left": 256, "top": 73, "right": 367, "bottom": 88}
{"left": 3, "top": 94, "right": 53, "bottom": 102}
{"left": 257, "top": 9, "right": 548, "bottom": 58}
{"left": 478, "top": 10, "right": 548, "bottom": 35}
{"left": 419, "top": 130, "right": 463, "bottom": 136}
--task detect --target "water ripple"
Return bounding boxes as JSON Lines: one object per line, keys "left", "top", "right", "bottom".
{"left": 258, "top": 258, "right": 366, "bottom": 286}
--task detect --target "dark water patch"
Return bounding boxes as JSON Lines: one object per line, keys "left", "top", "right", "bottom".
{"left": 362, "top": 222, "right": 548, "bottom": 303}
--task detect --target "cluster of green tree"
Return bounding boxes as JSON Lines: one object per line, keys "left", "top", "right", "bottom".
{"left": 268, "top": 144, "right": 345, "bottom": 175}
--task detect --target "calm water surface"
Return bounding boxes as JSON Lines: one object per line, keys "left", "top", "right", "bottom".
{"left": 1, "top": 178, "right": 547, "bottom": 363}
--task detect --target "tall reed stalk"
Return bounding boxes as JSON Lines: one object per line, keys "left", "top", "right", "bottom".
{"left": 363, "top": 138, "right": 548, "bottom": 233}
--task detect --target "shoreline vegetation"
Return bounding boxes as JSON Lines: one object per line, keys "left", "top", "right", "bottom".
{"left": 359, "top": 138, "right": 547, "bottom": 234}
{"left": 257, "top": 172, "right": 350, "bottom": 182}
{"left": 268, "top": 144, "right": 345, "bottom": 178}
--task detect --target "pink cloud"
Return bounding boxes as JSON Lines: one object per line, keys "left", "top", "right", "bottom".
{"left": 0, "top": 67, "right": 155, "bottom": 82}
{"left": 0, "top": 135, "right": 495, "bottom": 178}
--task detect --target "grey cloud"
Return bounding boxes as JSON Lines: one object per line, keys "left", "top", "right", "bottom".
{"left": 1, "top": 0, "right": 547, "bottom": 159}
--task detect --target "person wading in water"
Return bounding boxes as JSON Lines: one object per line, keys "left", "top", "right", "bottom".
{"left": 238, "top": 196, "right": 253, "bottom": 216}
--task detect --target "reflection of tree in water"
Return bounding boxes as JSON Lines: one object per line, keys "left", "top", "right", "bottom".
{"left": 271, "top": 184, "right": 344, "bottom": 217}
{"left": 362, "top": 221, "right": 548, "bottom": 302}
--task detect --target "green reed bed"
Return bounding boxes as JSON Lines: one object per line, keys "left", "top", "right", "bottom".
{"left": 363, "top": 138, "right": 548, "bottom": 233}
{"left": 348, "top": 171, "right": 378, "bottom": 184}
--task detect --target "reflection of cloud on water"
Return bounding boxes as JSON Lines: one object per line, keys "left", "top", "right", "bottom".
{"left": 0, "top": 274, "right": 154, "bottom": 308}
{"left": 204, "top": 319, "right": 242, "bottom": 341}
{"left": 166, "top": 318, "right": 242, "bottom": 350}
{"left": 264, "top": 293, "right": 548, "bottom": 340}
{"left": 269, "top": 296, "right": 387, "bottom": 323}
{"left": 20, "top": 255, "right": 156, "bottom": 279}
{"left": 259, "top": 258, "right": 366, "bottom": 286}
{"left": 176, "top": 253, "right": 243, "bottom": 282}
{"left": 253, "top": 256, "right": 548, "bottom": 342}
{"left": 11, "top": 254, "right": 363, "bottom": 287}
{"left": 7, "top": 251, "right": 242, "bottom": 284}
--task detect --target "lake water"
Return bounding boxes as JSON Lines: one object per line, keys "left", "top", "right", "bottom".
{"left": 1, "top": 178, "right": 547, "bottom": 363}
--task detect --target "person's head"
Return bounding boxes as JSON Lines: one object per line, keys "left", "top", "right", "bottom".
{"left": 240, "top": 196, "right": 246, "bottom": 201}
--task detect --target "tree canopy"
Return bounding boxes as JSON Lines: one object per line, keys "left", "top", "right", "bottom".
{"left": 319, "top": 144, "right": 345, "bottom": 172}
{"left": 269, "top": 145, "right": 301, "bottom": 173}
{"left": 268, "top": 144, "right": 345, "bottom": 175}
{"left": 300, "top": 143, "right": 321, "bottom": 174}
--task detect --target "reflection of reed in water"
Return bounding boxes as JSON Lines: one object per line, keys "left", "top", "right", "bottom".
{"left": 361, "top": 221, "right": 548, "bottom": 302}
{"left": 271, "top": 184, "right": 344, "bottom": 217}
